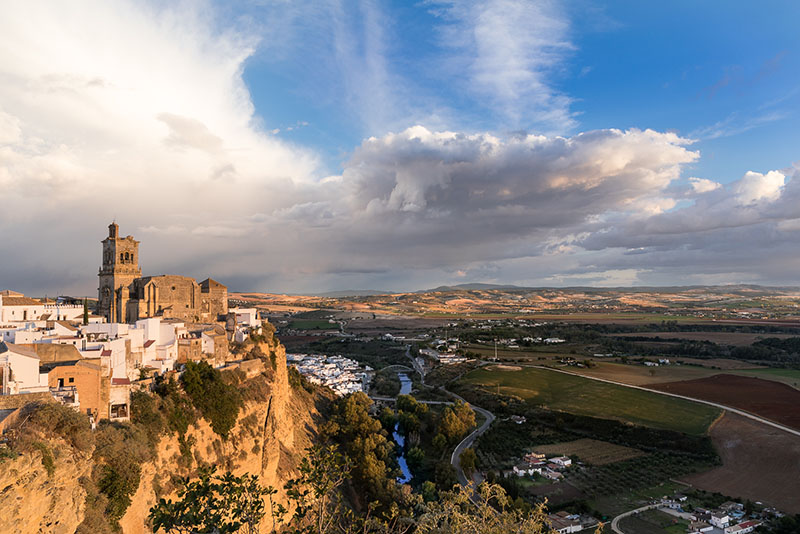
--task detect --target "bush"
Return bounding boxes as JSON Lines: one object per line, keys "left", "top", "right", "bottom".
{"left": 98, "top": 462, "right": 141, "bottom": 522}
{"left": 92, "top": 422, "right": 156, "bottom": 525}
{"left": 181, "top": 361, "right": 242, "bottom": 439}
{"left": 25, "top": 402, "right": 94, "bottom": 452}
{"left": 32, "top": 441, "right": 55, "bottom": 476}
{"left": 130, "top": 390, "right": 165, "bottom": 447}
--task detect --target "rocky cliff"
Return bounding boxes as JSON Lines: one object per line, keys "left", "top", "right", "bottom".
{"left": 0, "top": 326, "right": 324, "bottom": 534}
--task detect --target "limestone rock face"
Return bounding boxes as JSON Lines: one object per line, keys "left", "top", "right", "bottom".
{"left": 120, "top": 334, "right": 320, "bottom": 534}
{"left": 0, "top": 441, "right": 92, "bottom": 534}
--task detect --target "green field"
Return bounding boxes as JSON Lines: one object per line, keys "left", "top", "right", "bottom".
{"left": 288, "top": 319, "right": 337, "bottom": 330}
{"left": 618, "top": 509, "right": 687, "bottom": 534}
{"left": 458, "top": 366, "right": 720, "bottom": 435}
{"left": 732, "top": 367, "right": 800, "bottom": 389}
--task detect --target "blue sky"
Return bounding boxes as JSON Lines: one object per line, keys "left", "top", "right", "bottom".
{"left": 1, "top": 0, "right": 799, "bottom": 294}
{"left": 240, "top": 1, "right": 800, "bottom": 183}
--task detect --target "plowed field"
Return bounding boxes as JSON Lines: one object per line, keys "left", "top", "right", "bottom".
{"left": 649, "top": 374, "right": 800, "bottom": 430}
{"left": 682, "top": 412, "right": 800, "bottom": 514}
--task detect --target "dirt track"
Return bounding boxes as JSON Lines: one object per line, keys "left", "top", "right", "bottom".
{"left": 682, "top": 412, "right": 800, "bottom": 514}
{"left": 650, "top": 374, "right": 800, "bottom": 430}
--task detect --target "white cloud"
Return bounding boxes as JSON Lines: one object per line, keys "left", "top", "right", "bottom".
{"left": 733, "top": 170, "right": 785, "bottom": 204}
{"left": 429, "top": 0, "right": 575, "bottom": 132}
{"left": 689, "top": 177, "right": 721, "bottom": 194}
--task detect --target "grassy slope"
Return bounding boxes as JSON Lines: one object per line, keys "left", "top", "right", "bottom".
{"left": 459, "top": 366, "right": 720, "bottom": 435}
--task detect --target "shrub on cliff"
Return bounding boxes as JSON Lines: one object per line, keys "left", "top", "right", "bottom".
{"left": 23, "top": 401, "right": 94, "bottom": 452}
{"left": 181, "top": 361, "right": 242, "bottom": 439}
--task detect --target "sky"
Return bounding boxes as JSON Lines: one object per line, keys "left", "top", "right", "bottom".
{"left": 1, "top": 0, "right": 799, "bottom": 295}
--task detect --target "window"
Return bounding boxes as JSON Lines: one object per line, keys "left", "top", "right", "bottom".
{"left": 68, "top": 377, "right": 74, "bottom": 383}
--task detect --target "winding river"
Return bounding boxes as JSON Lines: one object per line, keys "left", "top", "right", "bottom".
{"left": 393, "top": 372, "right": 413, "bottom": 484}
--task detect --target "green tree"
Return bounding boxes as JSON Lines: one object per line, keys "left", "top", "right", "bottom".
{"left": 432, "top": 434, "right": 448, "bottom": 456}
{"left": 283, "top": 444, "right": 354, "bottom": 534}
{"left": 406, "top": 447, "right": 425, "bottom": 471}
{"left": 149, "top": 467, "right": 270, "bottom": 534}
{"left": 321, "top": 392, "right": 397, "bottom": 507}
{"left": 181, "top": 361, "right": 241, "bottom": 439}
{"left": 459, "top": 448, "right": 477, "bottom": 477}
{"left": 421, "top": 481, "right": 437, "bottom": 503}
{"left": 83, "top": 298, "right": 89, "bottom": 325}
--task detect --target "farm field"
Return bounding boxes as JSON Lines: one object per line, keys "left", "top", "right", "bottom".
{"left": 458, "top": 366, "right": 720, "bottom": 435}
{"left": 589, "top": 481, "right": 688, "bottom": 519}
{"left": 618, "top": 509, "right": 686, "bottom": 534}
{"left": 288, "top": 319, "right": 337, "bottom": 330}
{"left": 559, "top": 361, "right": 721, "bottom": 386}
{"left": 664, "top": 357, "right": 766, "bottom": 370}
{"left": 561, "top": 361, "right": 798, "bottom": 390}
{"left": 510, "top": 313, "right": 707, "bottom": 324}
{"left": 730, "top": 367, "right": 800, "bottom": 389}
{"left": 463, "top": 343, "right": 570, "bottom": 361}
{"left": 650, "top": 374, "right": 800, "bottom": 430}
{"left": 608, "top": 331, "right": 795, "bottom": 346}
{"left": 533, "top": 438, "right": 644, "bottom": 465}
{"left": 681, "top": 412, "right": 800, "bottom": 514}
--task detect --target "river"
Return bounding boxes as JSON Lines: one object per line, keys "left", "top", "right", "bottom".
{"left": 393, "top": 372, "right": 413, "bottom": 484}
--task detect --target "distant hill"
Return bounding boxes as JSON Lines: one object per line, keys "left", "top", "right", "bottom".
{"left": 311, "top": 289, "right": 389, "bottom": 297}
{"left": 422, "top": 283, "right": 523, "bottom": 293}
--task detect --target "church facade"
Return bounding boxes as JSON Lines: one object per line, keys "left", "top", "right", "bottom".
{"left": 97, "top": 223, "right": 228, "bottom": 323}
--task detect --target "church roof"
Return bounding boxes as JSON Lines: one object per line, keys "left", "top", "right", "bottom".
{"left": 200, "top": 278, "right": 226, "bottom": 289}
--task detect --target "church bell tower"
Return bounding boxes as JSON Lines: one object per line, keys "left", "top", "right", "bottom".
{"left": 97, "top": 223, "right": 142, "bottom": 323}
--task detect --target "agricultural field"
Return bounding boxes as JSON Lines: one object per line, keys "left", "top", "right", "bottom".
{"left": 588, "top": 481, "right": 688, "bottom": 519}
{"left": 681, "top": 412, "right": 800, "bottom": 514}
{"left": 608, "top": 330, "right": 795, "bottom": 346}
{"left": 559, "top": 361, "right": 721, "bottom": 386}
{"left": 462, "top": 343, "right": 572, "bottom": 361}
{"left": 533, "top": 438, "right": 644, "bottom": 466}
{"left": 730, "top": 367, "right": 800, "bottom": 389}
{"left": 650, "top": 374, "right": 800, "bottom": 430}
{"left": 568, "top": 452, "right": 714, "bottom": 513}
{"left": 561, "top": 361, "right": 799, "bottom": 390}
{"left": 508, "top": 313, "right": 707, "bottom": 324}
{"left": 618, "top": 509, "right": 687, "bottom": 534}
{"left": 458, "top": 366, "right": 720, "bottom": 435}
{"left": 288, "top": 319, "right": 338, "bottom": 330}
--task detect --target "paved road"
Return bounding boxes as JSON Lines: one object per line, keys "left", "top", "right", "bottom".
{"left": 610, "top": 504, "right": 660, "bottom": 534}
{"left": 450, "top": 399, "right": 496, "bottom": 487}
{"left": 524, "top": 364, "right": 800, "bottom": 438}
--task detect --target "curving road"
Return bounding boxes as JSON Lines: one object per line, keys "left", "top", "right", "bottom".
{"left": 610, "top": 504, "right": 660, "bottom": 534}
{"left": 450, "top": 401, "right": 496, "bottom": 487}
{"left": 525, "top": 364, "right": 800, "bottom": 438}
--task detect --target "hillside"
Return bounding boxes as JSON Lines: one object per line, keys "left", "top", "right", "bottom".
{"left": 0, "top": 325, "right": 327, "bottom": 534}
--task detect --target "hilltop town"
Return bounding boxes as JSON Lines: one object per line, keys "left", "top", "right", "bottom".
{"left": 0, "top": 224, "right": 264, "bottom": 430}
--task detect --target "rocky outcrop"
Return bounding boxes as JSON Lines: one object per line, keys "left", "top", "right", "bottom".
{"left": 120, "top": 332, "right": 321, "bottom": 533}
{"left": 0, "top": 439, "right": 92, "bottom": 534}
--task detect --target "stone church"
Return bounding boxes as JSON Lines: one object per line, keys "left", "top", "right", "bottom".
{"left": 97, "top": 223, "right": 228, "bottom": 323}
